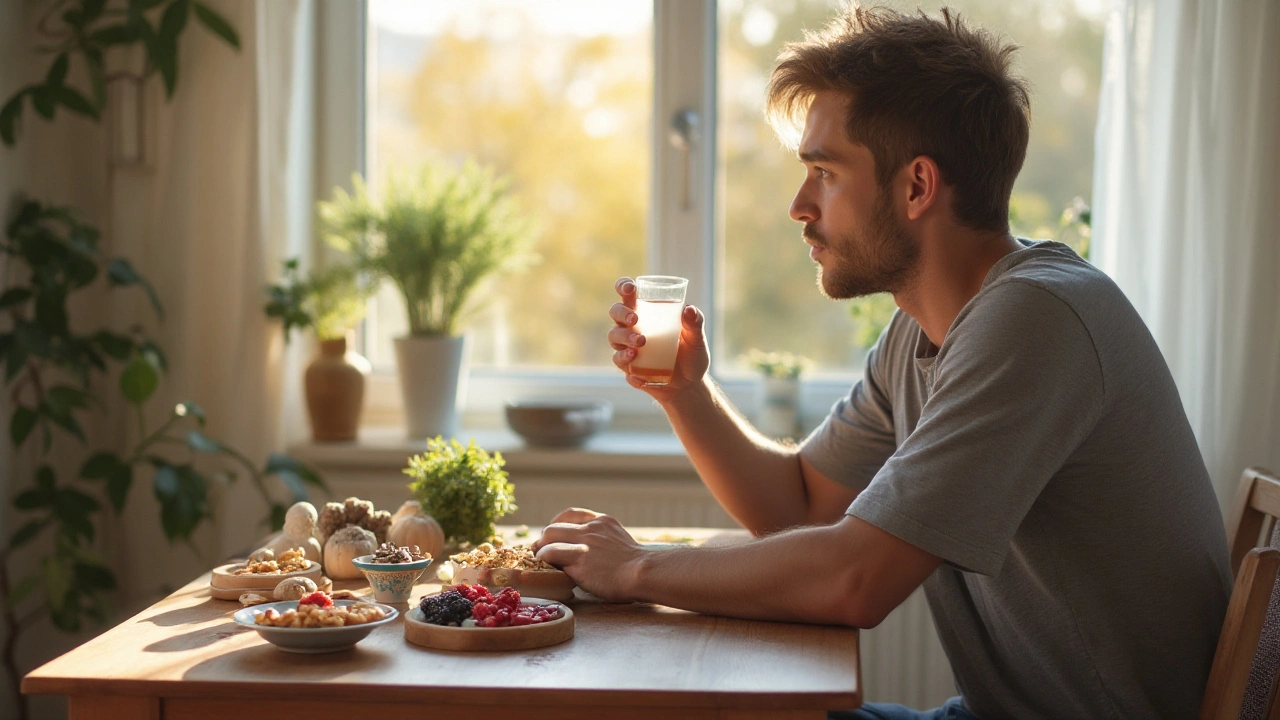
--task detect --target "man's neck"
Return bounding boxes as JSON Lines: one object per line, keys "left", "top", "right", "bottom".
{"left": 893, "top": 229, "right": 1022, "bottom": 348}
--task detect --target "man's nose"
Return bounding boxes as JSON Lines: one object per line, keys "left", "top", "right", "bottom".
{"left": 789, "top": 182, "right": 817, "bottom": 224}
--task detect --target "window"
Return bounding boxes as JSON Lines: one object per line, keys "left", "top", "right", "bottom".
{"left": 320, "top": 0, "right": 1104, "bottom": 428}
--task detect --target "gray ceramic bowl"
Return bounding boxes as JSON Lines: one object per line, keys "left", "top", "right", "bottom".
{"left": 505, "top": 399, "right": 612, "bottom": 448}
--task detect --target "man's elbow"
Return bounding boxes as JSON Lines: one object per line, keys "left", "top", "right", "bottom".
{"left": 822, "top": 569, "right": 893, "bottom": 629}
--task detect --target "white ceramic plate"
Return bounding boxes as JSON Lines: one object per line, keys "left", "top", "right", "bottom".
{"left": 233, "top": 599, "right": 399, "bottom": 653}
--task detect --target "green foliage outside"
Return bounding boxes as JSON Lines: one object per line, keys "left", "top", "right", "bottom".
{"left": 372, "top": 0, "right": 1101, "bottom": 371}
{"left": 404, "top": 437, "right": 517, "bottom": 545}
{"left": 264, "top": 258, "right": 371, "bottom": 342}
{"left": 319, "top": 165, "right": 537, "bottom": 337}
{"left": 743, "top": 349, "right": 813, "bottom": 378}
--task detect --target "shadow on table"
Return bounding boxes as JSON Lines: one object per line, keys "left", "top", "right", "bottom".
{"left": 145, "top": 620, "right": 248, "bottom": 653}
{"left": 141, "top": 597, "right": 233, "bottom": 627}
{"left": 182, "top": 641, "right": 395, "bottom": 682}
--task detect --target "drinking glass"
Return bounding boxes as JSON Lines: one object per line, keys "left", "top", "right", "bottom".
{"left": 629, "top": 276, "right": 688, "bottom": 386}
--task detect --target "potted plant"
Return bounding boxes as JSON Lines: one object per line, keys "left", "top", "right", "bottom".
{"left": 744, "top": 349, "right": 813, "bottom": 438}
{"left": 404, "top": 437, "right": 517, "bottom": 546}
{"left": 265, "top": 258, "right": 373, "bottom": 442}
{"left": 319, "top": 163, "right": 536, "bottom": 438}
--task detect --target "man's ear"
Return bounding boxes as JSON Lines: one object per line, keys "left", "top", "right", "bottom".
{"left": 903, "top": 156, "right": 941, "bottom": 221}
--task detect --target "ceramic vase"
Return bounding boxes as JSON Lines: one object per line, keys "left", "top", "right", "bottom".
{"left": 758, "top": 375, "right": 801, "bottom": 438}
{"left": 304, "top": 336, "right": 371, "bottom": 442}
{"left": 395, "top": 334, "right": 470, "bottom": 439}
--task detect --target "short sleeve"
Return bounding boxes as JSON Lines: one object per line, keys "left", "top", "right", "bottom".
{"left": 800, "top": 312, "right": 908, "bottom": 493}
{"left": 849, "top": 281, "right": 1105, "bottom": 576}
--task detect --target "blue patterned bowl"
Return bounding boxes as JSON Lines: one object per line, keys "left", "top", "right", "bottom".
{"left": 351, "top": 554, "right": 433, "bottom": 604}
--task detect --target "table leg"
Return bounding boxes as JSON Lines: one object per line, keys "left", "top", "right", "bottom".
{"left": 69, "top": 695, "right": 160, "bottom": 720}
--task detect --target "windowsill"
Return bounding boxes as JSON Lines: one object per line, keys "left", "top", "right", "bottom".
{"left": 288, "top": 426, "right": 696, "bottom": 476}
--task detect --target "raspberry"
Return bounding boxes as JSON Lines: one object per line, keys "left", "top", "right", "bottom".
{"left": 297, "top": 591, "right": 332, "bottom": 608}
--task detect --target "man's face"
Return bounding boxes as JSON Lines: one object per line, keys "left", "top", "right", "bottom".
{"left": 788, "top": 92, "right": 919, "bottom": 299}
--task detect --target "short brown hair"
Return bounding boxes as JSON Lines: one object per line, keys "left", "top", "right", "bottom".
{"left": 767, "top": 5, "right": 1031, "bottom": 232}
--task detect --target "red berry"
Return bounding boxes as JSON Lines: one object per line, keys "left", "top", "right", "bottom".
{"left": 298, "top": 591, "right": 332, "bottom": 608}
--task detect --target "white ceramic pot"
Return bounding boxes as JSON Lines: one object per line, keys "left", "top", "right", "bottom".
{"left": 394, "top": 334, "right": 470, "bottom": 439}
{"left": 758, "top": 375, "right": 801, "bottom": 438}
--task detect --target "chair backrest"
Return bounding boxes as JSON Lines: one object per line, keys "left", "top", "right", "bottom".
{"left": 1201, "top": 547, "right": 1280, "bottom": 720}
{"left": 1228, "top": 468, "right": 1280, "bottom": 577}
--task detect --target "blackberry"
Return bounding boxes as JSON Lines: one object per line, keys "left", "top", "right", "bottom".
{"left": 419, "top": 590, "right": 473, "bottom": 626}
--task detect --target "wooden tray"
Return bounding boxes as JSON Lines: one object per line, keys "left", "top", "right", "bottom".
{"left": 404, "top": 598, "right": 574, "bottom": 651}
{"left": 208, "top": 561, "right": 326, "bottom": 600}
{"left": 449, "top": 563, "right": 576, "bottom": 603}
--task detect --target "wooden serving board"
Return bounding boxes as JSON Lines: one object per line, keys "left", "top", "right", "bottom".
{"left": 208, "top": 561, "right": 326, "bottom": 600}
{"left": 403, "top": 599, "right": 574, "bottom": 652}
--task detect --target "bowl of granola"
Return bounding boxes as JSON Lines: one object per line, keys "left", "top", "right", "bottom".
{"left": 447, "top": 542, "right": 576, "bottom": 602}
{"left": 232, "top": 593, "right": 398, "bottom": 653}
{"left": 351, "top": 543, "right": 434, "bottom": 604}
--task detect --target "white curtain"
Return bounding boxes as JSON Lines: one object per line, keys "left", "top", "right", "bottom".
{"left": 1092, "top": 0, "right": 1280, "bottom": 510}
{"left": 108, "top": 0, "right": 315, "bottom": 591}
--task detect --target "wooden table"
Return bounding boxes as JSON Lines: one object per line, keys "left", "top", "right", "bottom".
{"left": 23, "top": 528, "right": 860, "bottom": 719}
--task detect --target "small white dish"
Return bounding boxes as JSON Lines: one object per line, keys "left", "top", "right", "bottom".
{"left": 233, "top": 599, "right": 399, "bottom": 653}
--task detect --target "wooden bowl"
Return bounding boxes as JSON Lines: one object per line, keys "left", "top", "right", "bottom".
{"left": 504, "top": 399, "right": 612, "bottom": 448}
{"left": 450, "top": 563, "right": 576, "bottom": 602}
{"left": 404, "top": 597, "right": 574, "bottom": 651}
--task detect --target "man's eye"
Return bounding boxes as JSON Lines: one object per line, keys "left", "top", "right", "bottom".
{"left": 815, "top": 167, "right": 831, "bottom": 179}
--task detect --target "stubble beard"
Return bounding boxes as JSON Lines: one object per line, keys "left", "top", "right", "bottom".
{"left": 805, "top": 189, "right": 919, "bottom": 300}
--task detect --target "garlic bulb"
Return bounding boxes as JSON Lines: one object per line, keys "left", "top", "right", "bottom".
{"left": 323, "top": 525, "right": 377, "bottom": 580}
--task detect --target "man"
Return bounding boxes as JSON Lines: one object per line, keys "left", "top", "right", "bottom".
{"left": 533, "top": 6, "right": 1231, "bottom": 719}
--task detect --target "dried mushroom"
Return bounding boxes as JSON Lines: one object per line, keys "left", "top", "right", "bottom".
{"left": 318, "top": 497, "right": 392, "bottom": 544}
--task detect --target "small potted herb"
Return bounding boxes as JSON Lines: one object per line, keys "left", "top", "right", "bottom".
{"left": 404, "top": 437, "right": 518, "bottom": 546}
{"left": 743, "top": 350, "right": 813, "bottom": 438}
{"left": 265, "top": 259, "right": 373, "bottom": 442}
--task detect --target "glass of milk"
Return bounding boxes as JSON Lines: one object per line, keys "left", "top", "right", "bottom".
{"left": 629, "top": 276, "right": 688, "bottom": 386}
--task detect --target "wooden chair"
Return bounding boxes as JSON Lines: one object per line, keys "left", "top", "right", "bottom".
{"left": 1200, "top": 547, "right": 1280, "bottom": 720}
{"left": 1228, "top": 468, "right": 1280, "bottom": 577}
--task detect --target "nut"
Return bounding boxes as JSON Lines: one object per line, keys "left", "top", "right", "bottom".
{"left": 274, "top": 577, "right": 319, "bottom": 600}
{"left": 239, "top": 593, "right": 270, "bottom": 607}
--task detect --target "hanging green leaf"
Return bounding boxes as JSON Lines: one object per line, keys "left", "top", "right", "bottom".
{"left": 7, "top": 575, "right": 41, "bottom": 607}
{"left": 93, "top": 330, "right": 135, "bottom": 361}
{"left": 267, "top": 502, "right": 288, "bottom": 532}
{"left": 89, "top": 23, "right": 139, "bottom": 45}
{"left": 107, "top": 258, "right": 163, "bottom": 317}
{"left": 52, "top": 87, "right": 99, "bottom": 120}
{"left": 10, "top": 406, "right": 37, "bottom": 447}
{"left": 120, "top": 355, "right": 159, "bottom": 405}
{"left": 81, "top": 0, "right": 108, "bottom": 23}
{"left": 0, "top": 92, "right": 22, "bottom": 146}
{"left": 0, "top": 287, "right": 33, "bottom": 309}
{"left": 46, "top": 54, "right": 70, "bottom": 87}
{"left": 264, "top": 453, "right": 326, "bottom": 489}
{"left": 186, "top": 428, "right": 220, "bottom": 454}
{"left": 9, "top": 520, "right": 47, "bottom": 549}
{"left": 153, "top": 463, "right": 208, "bottom": 541}
{"left": 30, "top": 87, "right": 56, "bottom": 120}
{"left": 193, "top": 1, "right": 240, "bottom": 49}
{"left": 74, "top": 561, "right": 116, "bottom": 591}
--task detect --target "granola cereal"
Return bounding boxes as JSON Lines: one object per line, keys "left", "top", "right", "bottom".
{"left": 449, "top": 542, "right": 556, "bottom": 571}
{"left": 235, "top": 547, "right": 310, "bottom": 575}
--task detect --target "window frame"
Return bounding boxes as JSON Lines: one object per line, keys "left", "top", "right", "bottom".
{"left": 316, "top": 0, "right": 859, "bottom": 433}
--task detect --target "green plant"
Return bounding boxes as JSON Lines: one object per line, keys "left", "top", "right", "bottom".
{"left": 403, "top": 437, "right": 517, "bottom": 545}
{"left": 264, "top": 258, "right": 370, "bottom": 342}
{"left": 0, "top": 201, "right": 326, "bottom": 717}
{"left": 318, "top": 163, "right": 537, "bottom": 337}
{"left": 0, "top": 0, "right": 240, "bottom": 147}
{"left": 743, "top": 349, "right": 813, "bottom": 379}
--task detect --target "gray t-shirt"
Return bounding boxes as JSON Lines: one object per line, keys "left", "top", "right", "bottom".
{"left": 801, "top": 241, "right": 1231, "bottom": 719}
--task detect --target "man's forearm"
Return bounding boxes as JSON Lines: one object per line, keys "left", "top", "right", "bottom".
{"left": 626, "top": 522, "right": 862, "bottom": 626}
{"left": 661, "top": 376, "right": 809, "bottom": 534}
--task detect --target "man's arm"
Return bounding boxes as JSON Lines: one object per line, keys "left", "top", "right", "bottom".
{"left": 607, "top": 277, "right": 857, "bottom": 533}
{"left": 662, "top": 375, "right": 858, "bottom": 533}
{"left": 535, "top": 509, "right": 940, "bottom": 627}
